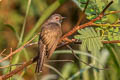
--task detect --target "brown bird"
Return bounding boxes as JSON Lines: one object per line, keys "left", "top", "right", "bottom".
{"left": 35, "top": 14, "right": 65, "bottom": 73}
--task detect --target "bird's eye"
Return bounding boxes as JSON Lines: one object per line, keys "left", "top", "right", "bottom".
{"left": 55, "top": 17, "right": 59, "bottom": 20}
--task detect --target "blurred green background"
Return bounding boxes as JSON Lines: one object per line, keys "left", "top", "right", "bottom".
{"left": 0, "top": 0, "right": 120, "bottom": 80}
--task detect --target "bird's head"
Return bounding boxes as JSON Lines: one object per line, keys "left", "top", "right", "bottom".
{"left": 49, "top": 14, "right": 66, "bottom": 23}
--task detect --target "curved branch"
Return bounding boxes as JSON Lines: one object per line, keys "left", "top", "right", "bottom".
{"left": 60, "top": 1, "right": 113, "bottom": 41}
{"left": 0, "top": 1, "right": 114, "bottom": 80}
{"left": 0, "top": 33, "right": 39, "bottom": 63}
{"left": 0, "top": 57, "right": 37, "bottom": 80}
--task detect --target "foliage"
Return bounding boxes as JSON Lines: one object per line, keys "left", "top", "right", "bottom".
{"left": 74, "top": 27, "right": 103, "bottom": 53}
{"left": 0, "top": 0, "right": 120, "bottom": 80}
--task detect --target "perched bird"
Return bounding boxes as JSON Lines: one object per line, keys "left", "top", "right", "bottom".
{"left": 35, "top": 14, "right": 65, "bottom": 73}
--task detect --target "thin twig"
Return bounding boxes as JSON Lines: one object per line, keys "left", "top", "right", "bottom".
{"left": 101, "top": 1, "right": 113, "bottom": 14}
{"left": 66, "top": 45, "right": 108, "bottom": 70}
{"left": 76, "top": 0, "right": 89, "bottom": 26}
{"left": 0, "top": 49, "right": 6, "bottom": 56}
{"left": 0, "top": 57, "right": 37, "bottom": 80}
{"left": 0, "top": 63, "right": 23, "bottom": 69}
{"left": 92, "top": 23, "right": 120, "bottom": 27}
{"left": 0, "top": 33, "right": 39, "bottom": 63}
{"left": 103, "top": 40, "right": 120, "bottom": 43}
{"left": 0, "top": 1, "right": 114, "bottom": 80}
{"left": 44, "top": 64, "right": 66, "bottom": 80}
{"left": 9, "top": 48, "right": 12, "bottom": 80}
{"left": 105, "top": 10, "right": 120, "bottom": 15}
{"left": 24, "top": 42, "right": 38, "bottom": 48}
{"left": 47, "top": 60, "right": 74, "bottom": 63}
{"left": 60, "top": 1, "right": 113, "bottom": 41}
{"left": 18, "top": 0, "right": 32, "bottom": 46}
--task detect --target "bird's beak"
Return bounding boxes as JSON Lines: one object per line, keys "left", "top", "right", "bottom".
{"left": 62, "top": 17, "right": 66, "bottom": 20}
{"left": 60, "top": 17, "right": 66, "bottom": 23}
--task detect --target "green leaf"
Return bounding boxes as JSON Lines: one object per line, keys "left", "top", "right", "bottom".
{"left": 4, "top": 24, "right": 16, "bottom": 34}
{"left": 61, "top": 63, "right": 75, "bottom": 79}
{"left": 74, "top": 35, "right": 81, "bottom": 39}
{"left": 59, "top": 0, "right": 66, "bottom": 4}
{"left": 74, "top": 27, "right": 103, "bottom": 53}
{"left": 102, "top": 26, "right": 120, "bottom": 46}
{"left": 81, "top": 39, "right": 87, "bottom": 51}
{"left": 0, "top": 23, "right": 18, "bottom": 38}
{"left": 72, "top": 0, "right": 83, "bottom": 10}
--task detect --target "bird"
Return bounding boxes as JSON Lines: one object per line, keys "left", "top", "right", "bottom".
{"left": 35, "top": 14, "right": 65, "bottom": 73}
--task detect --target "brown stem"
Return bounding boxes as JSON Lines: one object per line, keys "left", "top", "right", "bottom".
{"left": 60, "top": 1, "right": 113, "bottom": 41}
{"left": 0, "top": 1, "right": 114, "bottom": 80}
{"left": 103, "top": 40, "right": 120, "bottom": 43}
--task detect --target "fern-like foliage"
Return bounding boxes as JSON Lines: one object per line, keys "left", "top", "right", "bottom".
{"left": 74, "top": 27, "right": 103, "bottom": 53}
{"left": 96, "top": 24, "right": 120, "bottom": 46}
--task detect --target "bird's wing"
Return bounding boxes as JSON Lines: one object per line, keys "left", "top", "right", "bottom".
{"left": 41, "top": 23, "right": 62, "bottom": 58}
{"left": 36, "top": 23, "right": 62, "bottom": 72}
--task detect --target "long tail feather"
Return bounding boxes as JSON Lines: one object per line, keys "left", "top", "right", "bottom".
{"left": 35, "top": 41, "right": 46, "bottom": 73}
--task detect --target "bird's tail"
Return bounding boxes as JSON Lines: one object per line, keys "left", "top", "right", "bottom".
{"left": 35, "top": 43, "right": 46, "bottom": 73}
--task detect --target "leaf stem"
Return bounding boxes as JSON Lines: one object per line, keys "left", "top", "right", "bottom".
{"left": 18, "top": 0, "right": 32, "bottom": 46}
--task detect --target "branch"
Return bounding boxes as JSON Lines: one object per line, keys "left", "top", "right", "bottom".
{"left": 101, "top": 1, "right": 113, "bottom": 14}
{"left": 0, "top": 49, "right": 6, "bottom": 56}
{"left": 63, "top": 39, "right": 120, "bottom": 44}
{"left": 60, "top": 39, "right": 120, "bottom": 45}
{"left": 0, "top": 1, "right": 114, "bottom": 80}
{"left": 0, "top": 40, "right": 120, "bottom": 79}
{"left": 0, "top": 63, "right": 23, "bottom": 69}
{"left": 76, "top": 0, "right": 89, "bottom": 26}
{"left": 60, "top": 1, "right": 113, "bottom": 41}
{"left": 0, "top": 1, "right": 114, "bottom": 63}
{"left": 0, "top": 57, "right": 37, "bottom": 80}
{"left": 92, "top": 23, "right": 120, "bottom": 27}
{"left": 0, "top": 33, "right": 39, "bottom": 63}
{"left": 105, "top": 10, "right": 120, "bottom": 15}
{"left": 103, "top": 40, "right": 120, "bottom": 43}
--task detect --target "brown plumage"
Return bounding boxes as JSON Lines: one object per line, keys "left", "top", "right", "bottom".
{"left": 35, "top": 14, "right": 65, "bottom": 73}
